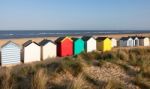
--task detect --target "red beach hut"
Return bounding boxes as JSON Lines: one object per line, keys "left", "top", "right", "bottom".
{"left": 55, "top": 37, "right": 73, "bottom": 57}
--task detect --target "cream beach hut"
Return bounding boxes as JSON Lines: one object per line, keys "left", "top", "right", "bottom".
{"left": 1, "top": 41, "right": 22, "bottom": 66}
{"left": 22, "top": 40, "right": 41, "bottom": 63}
{"left": 119, "top": 37, "right": 134, "bottom": 47}
{"left": 39, "top": 39, "right": 56, "bottom": 60}
{"left": 139, "top": 37, "right": 150, "bottom": 46}
{"left": 110, "top": 38, "right": 117, "bottom": 47}
{"left": 82, "top": 36, "right": 96, "bottom": 52}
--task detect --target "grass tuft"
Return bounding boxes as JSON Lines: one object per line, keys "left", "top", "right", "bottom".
{"left": 0, "top": 68, "right": 14, "bottom": 89}
{"left": 31, "top": 69, "right": 48, "bottom": 89}
{"left": 67, "top": 73, "right": 85, "bottom": 89}
{"left": 103, "top": 79, "right": 126, "bottom": 89}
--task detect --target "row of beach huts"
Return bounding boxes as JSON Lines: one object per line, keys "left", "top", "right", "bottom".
{"left": 0, "top": 36, "right": 150, "bottom": 66}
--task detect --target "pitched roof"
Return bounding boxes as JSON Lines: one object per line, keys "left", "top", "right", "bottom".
{"left": 129, "top": 36, "right": 138, "bottom": 39}
{"left": 23, "top": 40, "right": 39, "bottom": 47}
{"left": 109, "top": 37, "right": 113, "bottom": 40}
{"left": 72, "top": 38, "right": 78, "bottom": 41}
{"left": 82, "top": 36, "right": 93, "bottom": 41}
{"left": 96, "top": 37, "right": 108, "bottom": 40}
{"left": 1, "top": 41, "right": 21, "bottom": 48}
{"left": 138, "top": 36, "right": 147, "bottom": 39}
{"left": 109, "top": 37, "right": 115, "bottom": 40}
{"left": 55, "top": 37, "right": 64, "bottom": 43}
{"left": 55, "top": 37, "right": 72, "bottom": 43}
{"left": 39, "top": 39, "right": 55, "bottom": 46}
{"left": 120, "top": 37, "right": 132, "bottom": 40}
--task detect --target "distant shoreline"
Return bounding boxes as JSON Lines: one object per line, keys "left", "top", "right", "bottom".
{"left": 0, "top": 32, "right": 150, "bottom": 39}
{"left": 0, "top": 32, "right": 150, "bottom": 47}
{"left": 0, "top": 30, "right": 150, "bottom": 39}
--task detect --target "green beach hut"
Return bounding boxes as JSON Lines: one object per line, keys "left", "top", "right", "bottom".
{"left": 72, "top": 38, "right": 85, "bottom": 55}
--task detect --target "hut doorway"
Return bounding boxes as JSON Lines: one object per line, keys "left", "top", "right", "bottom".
{"left": 135, "top": 39, "right": 139, "bottom": 46}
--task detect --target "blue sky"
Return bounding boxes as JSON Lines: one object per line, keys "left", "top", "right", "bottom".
{"left": 0, "top": 0, "right": 150, "bottom": 30}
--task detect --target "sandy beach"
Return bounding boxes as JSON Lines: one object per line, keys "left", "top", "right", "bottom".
{"left": 0, "top": 33, "right": 150, "bottom": 47}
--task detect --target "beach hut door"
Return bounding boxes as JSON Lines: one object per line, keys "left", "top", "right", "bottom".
{"left": 135, "top": 39, "right": 139, "bottom": 46}
{"left": 128, "top": 40, "right": 133, "bottom": 46}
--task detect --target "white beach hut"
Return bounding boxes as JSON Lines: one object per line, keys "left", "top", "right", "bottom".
{"left": 130, "top": 36, "right": 139, "bottom": 46}
{"left": 119, "top": 37, "right": 134, "bottom": 47}
{"left": 39, "top": 39, "right": 57, "bottom": 60}
{"left": 82, "top": 36, "right": 96, "bottom": 52}
{"left": 1, "top": 41, "right": 22, "bottom": 66}
{"left": 139, "top": 37, "right": 150, "bottom": 46}
{"left": 22, "top": 40, "right": 41, "bottom": 63}
{"left": 110, "top": 38, "right": 117, "bottom": 47}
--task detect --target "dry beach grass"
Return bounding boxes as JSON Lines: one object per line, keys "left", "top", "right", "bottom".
{"left": 0, "top": 47, "right": 150, "bottom": 89}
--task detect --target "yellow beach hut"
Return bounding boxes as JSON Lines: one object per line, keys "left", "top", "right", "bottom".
{"left": 96, "top": 37, "right": 112, "bottom": 51}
